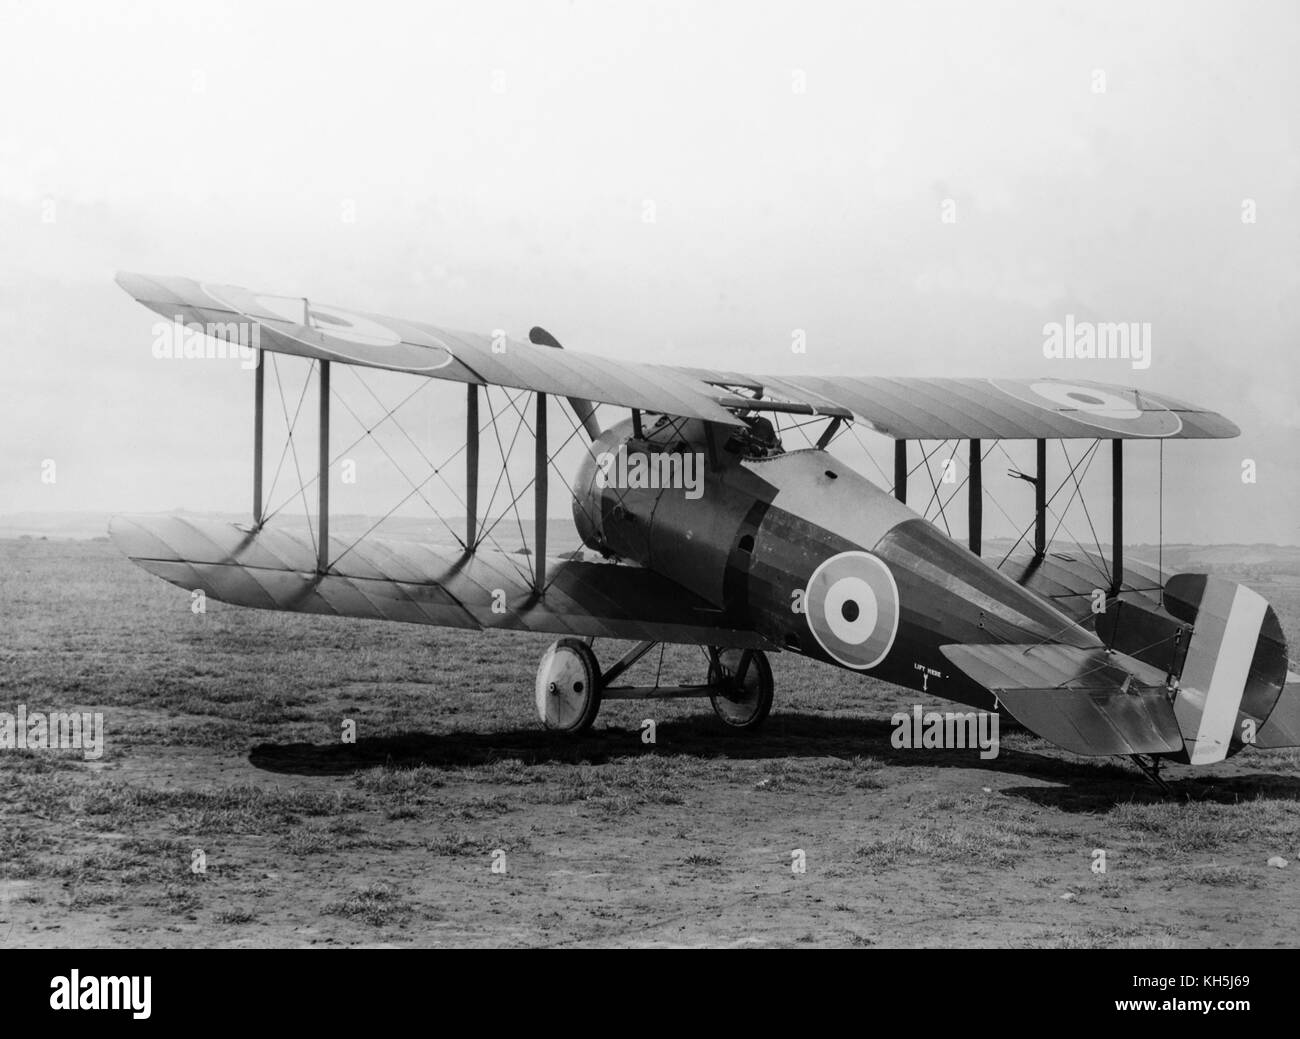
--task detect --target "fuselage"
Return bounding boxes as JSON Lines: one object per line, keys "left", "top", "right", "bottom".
{"left": 573, "top": 415, "right": 1100, "bottom": 711}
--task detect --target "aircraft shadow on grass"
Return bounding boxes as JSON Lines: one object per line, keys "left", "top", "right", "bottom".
{"left": 246, "top": 712, "right": 1300, "bottom": 812}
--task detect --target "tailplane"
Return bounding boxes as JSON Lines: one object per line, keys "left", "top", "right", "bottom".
{"left": 940, "top": 643, "right": 1183, "bottom": 756}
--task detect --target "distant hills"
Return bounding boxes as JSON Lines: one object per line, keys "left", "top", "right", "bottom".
{"left": 4, "top": 512, "right": 1298, "bottom": 574}
{"left": 0, "top": 510, "right": 584, "bottom": 552}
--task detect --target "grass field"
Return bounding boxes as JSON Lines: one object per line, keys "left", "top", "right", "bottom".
{"left": 2, "top": 536, "right": 1299, "bottom": 947}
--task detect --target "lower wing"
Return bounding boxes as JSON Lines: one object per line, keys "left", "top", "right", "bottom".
{"left": 109, "top": 515, "right": 769, "bottom": 648}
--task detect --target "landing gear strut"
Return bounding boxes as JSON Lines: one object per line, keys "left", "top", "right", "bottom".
{"left": 1129, "top": 754, "right": 1175, "bottom": 798}
{"left": 533, "top": 639, "right": 774, "bottom": 734}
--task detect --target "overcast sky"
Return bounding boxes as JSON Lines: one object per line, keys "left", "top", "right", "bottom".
{"left": 1, "top": 0, "right": 1297, "bottom": 545}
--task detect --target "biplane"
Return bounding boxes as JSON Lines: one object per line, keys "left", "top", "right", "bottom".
{"left": 110, "top": 271, "right": 1299, "bottom": 784}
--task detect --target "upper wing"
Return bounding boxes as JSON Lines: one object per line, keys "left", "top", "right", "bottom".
{"left": 109, "top": 514, "right": 770, "bottom": 648}
{"left": 680, "top": 371, "right": 1239, "bottom": 439}
{"left": 116, "top": 271, "right": 745, "bottom": 426}
{"left": 118, "top": 271, "right": 1238, "bottom": 440}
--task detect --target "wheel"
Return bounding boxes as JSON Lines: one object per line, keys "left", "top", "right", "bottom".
{"left": 535, "top": 638, "right": 602, "bottom": 734}
{"left": 708, "top": 648, "right": 773, "bottom": 731}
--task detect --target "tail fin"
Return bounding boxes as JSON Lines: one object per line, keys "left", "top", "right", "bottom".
{"left": 1161, "top": 574, "right": 1289, "bottom": 762}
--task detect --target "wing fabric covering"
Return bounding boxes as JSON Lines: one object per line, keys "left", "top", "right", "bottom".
{"left": 109, "top": 515, "right": 768, "bottom": 648}
{"left": 117, "top": 272, "right": 1239, "bottom": 440}
{"left": 696, "top": 373, "right": 1240, "bottom": 440}
{"left": 940, "top": 643, "right": 1185, "bottom": 756}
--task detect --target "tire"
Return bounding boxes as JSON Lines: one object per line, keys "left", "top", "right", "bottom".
{"left": 535, "top": 638, "right": 602, "bottom": 734}
{"left": 708, "top": 648, "right": 773, "bottom": 731}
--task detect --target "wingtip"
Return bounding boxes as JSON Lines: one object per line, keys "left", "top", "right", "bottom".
{"left": 114, "top": 270, "right": 187, "bottom": 297}
{"left": 113, "top": 270, "right": 151, "bottom": 297}
{"left": 106, "top": 512, "right": 138, "bottom": 549}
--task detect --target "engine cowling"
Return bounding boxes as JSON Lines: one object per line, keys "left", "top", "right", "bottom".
{"left": 572, "top": 416, "right": 756, "bottom": 607}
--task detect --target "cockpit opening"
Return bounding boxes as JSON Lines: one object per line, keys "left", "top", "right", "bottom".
{"left": 724, "top": 413, "right": 784, "bottom": 459}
